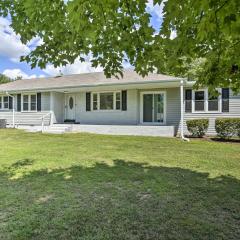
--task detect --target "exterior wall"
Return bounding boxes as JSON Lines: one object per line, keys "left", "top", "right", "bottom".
{"left": 50, "top": 92, "right": 64, "bottom": 124}
{"left": 1, "top": 87, "right": 239, "bottom": 136}
{"left": 183, "top": 89, "right": 240, "bottom": 135}
{"left": 42, "top": 92, "right": 50, "bottom": 111}
{"left": 0, "top": 111, "right": 51, "bottom": 125}
{"left": 0, "top": 92, "right": 51, "bottom": 125}
{"left": 61, "top": 88, "right": 180, "bottom": 132}
{"left": 166, "top": 88, "right": 181, "bottom": 134}
{"left": 75, "top": 89, "right": 139, "bottom": 125}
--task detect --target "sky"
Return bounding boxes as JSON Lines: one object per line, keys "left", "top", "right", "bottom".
{"left": 0, "top": 1, "right": 164, "bottom": 80}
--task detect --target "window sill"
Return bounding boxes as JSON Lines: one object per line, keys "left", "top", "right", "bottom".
{"left": 186, "top": 111, "right": 222, "bottom": 114}
{"left": 90, "top": 110, "right": 123, "bottom": 113}
{"left": 21, "top": 111, "right": 38, "bottom": 113}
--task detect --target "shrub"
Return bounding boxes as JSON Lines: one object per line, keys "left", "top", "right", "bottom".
{"left": 235, "top": 120, "right": 240, "bottom": 138}
{"left": 215, "top": 118, "right": 240, "bottom": 139}
{"left": 186, "top": 119, "right": 209, "bottom": 137}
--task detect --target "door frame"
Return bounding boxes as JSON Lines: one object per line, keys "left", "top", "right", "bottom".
{"left": 140, "top": 91, "right": 167, "bottom": 125}
{"left": 64, "top": 94, "right": 76, "bottom": 121}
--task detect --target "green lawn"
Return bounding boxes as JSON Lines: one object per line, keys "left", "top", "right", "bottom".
{"left": 0, "top": 129, "right": 240, "bottom": 240}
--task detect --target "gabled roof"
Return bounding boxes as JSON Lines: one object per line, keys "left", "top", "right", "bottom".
{"left": 0, "top": 70, "right": 183, "bottom": 93}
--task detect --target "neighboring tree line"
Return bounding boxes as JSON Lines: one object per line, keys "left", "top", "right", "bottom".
{"left": 0, "top": 0, "right": 239, "bottom": 92}
{"left": 0, "top": 74, "right": 22, "bottom": 84}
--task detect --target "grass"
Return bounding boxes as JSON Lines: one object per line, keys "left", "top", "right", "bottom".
{"left": 0, "top": 129, "right": 239, "bottom": 240}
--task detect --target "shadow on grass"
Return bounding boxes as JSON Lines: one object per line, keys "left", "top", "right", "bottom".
{"left": 210, "top": 137, "right": 240, "bottom": 143}
{"left": 0, "top": 159, "right": 239, "bottom": 240}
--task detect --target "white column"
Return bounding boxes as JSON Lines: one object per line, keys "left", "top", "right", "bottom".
{"left": 50, "top": 92, "right": 55, "bottom": 125}
{"left": 12, "top": 97, "right": 15, "bottom": 128}
{"left": 180, "top": 80, "right": 184, "bottom": 138}
{"left": 6, "top": 92, "right": 15, "bottom": 128}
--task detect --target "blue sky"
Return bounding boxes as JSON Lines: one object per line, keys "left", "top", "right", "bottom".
{"left": 0, "top": 1, "right": 163, "bottom": 79}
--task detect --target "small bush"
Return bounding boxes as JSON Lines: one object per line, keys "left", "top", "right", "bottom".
{"left": 235, "top": 120, "right": 240, "bottom": 138}
{"left": 186, "top": 119, "right": 209, "bottom": 137}
{"left": 215, "top": 118, "right": 240, "bottom": 139}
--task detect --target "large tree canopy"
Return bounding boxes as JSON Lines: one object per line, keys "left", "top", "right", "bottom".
{"left": 0, "top": 0, "right": 239, "bottom": 91}
{"left": 0, "top": 74, "right": 11, "bottom": 84}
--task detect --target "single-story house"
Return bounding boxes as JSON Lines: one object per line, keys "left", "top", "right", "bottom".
{"left": 0, "top": 70, "right": 239, "bottom": 136}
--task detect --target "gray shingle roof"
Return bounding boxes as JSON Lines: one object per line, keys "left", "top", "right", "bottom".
{"left": 0, "top": 70, "right": 182, "bottom": 93}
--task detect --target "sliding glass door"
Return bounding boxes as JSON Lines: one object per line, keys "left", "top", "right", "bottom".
{"left": 142, "top": 92, "right": 165, "bottom": 124}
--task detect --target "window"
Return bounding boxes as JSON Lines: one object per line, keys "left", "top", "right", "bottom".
{"left": 208, "top": 92, "right": 219, "bottom": 111}
{"left": 92, "top": 93, "right": 98, "bottom": 110}
{"left": 194, "top": 91, "right": 205, "bottom": 111}
{"left": 185, "top": 89, "right": 192, "bottom": 112}
{"left": 23, "top": 95, "right": 29, "bottom": 111}
{"left": 0, "top": 96, "right": 2, "bottom": 109}
{"left": 116, "top": 92, "right": 121, "bottom": 110}
{"left": 3, "top": 96, "right": 9, "bottom": 109}
{"left": 22, "top": 94, "right": 37, "bottom": 111}
{"left": 31, "top": 95, "right": 37, "bottom": 111}
{"left": 100, "top": 92, "right": 114, "bottom": 110}
{"left": 187, "top": 89, "right": 222, "bottom": 113}
{"left": 91, "top": 91, "right": 121, "bottom": 111}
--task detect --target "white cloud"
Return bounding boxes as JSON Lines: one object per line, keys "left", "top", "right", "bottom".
{"left": 43, "top": 57, "right": 104, "bottom": 76}
{"left": 3, "top": 69, "right": 45, "bottom": 79}
{"left": 0, "top": 17, "right": 30, "bottom": 62}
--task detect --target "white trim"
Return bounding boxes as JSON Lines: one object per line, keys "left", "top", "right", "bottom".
{"left": 140, "top": 91, "right": 167, "bottom": 125}
{"left": 192, "top": 88, "right": 221, "bottom": 113}
{"left": 21, "top": 93, "right": 37, "bottom": 112}
{"left": 90, "top": 90, "right": 122, "bottom": 111}
{"left": 0, "top": 95, "right": 10, "bottom": 110}
{"left": 3, "top": 95, "right": 9, "bottom": 110}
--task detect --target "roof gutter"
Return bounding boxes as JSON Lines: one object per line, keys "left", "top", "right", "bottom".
{"left": 0, "top": 78, "right": 186, "bottom": 94}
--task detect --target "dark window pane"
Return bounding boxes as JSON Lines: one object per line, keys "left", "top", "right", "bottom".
{"left": 3, "top": 96, "right": 9, "bottom": 109}
{"left": 116, "top": 101, "right": 121, "bottom": 110}
{"left": 185, "top": 100, "right": 192, "bottom": 112}
{"left": 195, "top": 91, "right": 204, "bottom": 100}
{"left": 31, "top": 95, "right": 37, "bottom": 111}
{"left": 23, "top": 103, "right": 28, "bottom": 111}
{"left": 208, "top": 100, "right": 218, "bottom": 111}
{"left": 185, "top": 89, "right": 192, "bottom": 100}
{"left": 23, "top": 95, "right": 29, "bottom": 111}
{"left": 195, "top": 101, "right": 205, "bottom": 111}
{"left": 194, "top": 91, "right": 205, "bottom": 111}
{"left": 100, "top": 93, "right": 114, "bottom": 110}
{"left": 143, "top": 94, "right": 153, "bottom": 122}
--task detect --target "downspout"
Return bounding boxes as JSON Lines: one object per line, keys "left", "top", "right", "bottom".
{"left": 6, "top": 92, "right": 15, "bottom": 128}
{"left": 180, "top": 80, "right": 189, "bottom": 142}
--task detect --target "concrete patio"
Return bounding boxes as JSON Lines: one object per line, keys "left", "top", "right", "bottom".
{"left": 14, "top": 124, "right": 175, "bottom": 137}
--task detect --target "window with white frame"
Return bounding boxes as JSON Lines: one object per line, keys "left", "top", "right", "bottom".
{"left": 194, "top": 90, "right": 205, "bottom": 111}
{"left": 92, "top": 91, "right": 121, "bottom": 111}
{"left": 0, "top": 96, "right": 9, "bottom": 109}
{"left": 22, "top": 94, "right": 37, "bottom": 111}
{"left": 191, "top": 89, "right": 221, "bottom": 113}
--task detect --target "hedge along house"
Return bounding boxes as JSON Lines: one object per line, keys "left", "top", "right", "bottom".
{"left": 0, "top": 70, "right": 239, "bottom": 136}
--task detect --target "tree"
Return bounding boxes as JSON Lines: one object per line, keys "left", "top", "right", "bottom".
{"left": 0, "top": 0, "right": 239, "bottom": 91}
{"left": 0, "top": 74, "right": 11, "bottom": 84}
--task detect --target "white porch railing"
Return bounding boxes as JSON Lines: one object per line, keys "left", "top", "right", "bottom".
{"left": 40, "top": 112, "right": 51, "bottom": 132}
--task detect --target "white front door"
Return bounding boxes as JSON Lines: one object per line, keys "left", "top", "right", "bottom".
{"left": 65, "top": 94, "right": 76, "bottom": 120}
{"left": 140, "top": 92, "right": 166, "bottom": 124}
